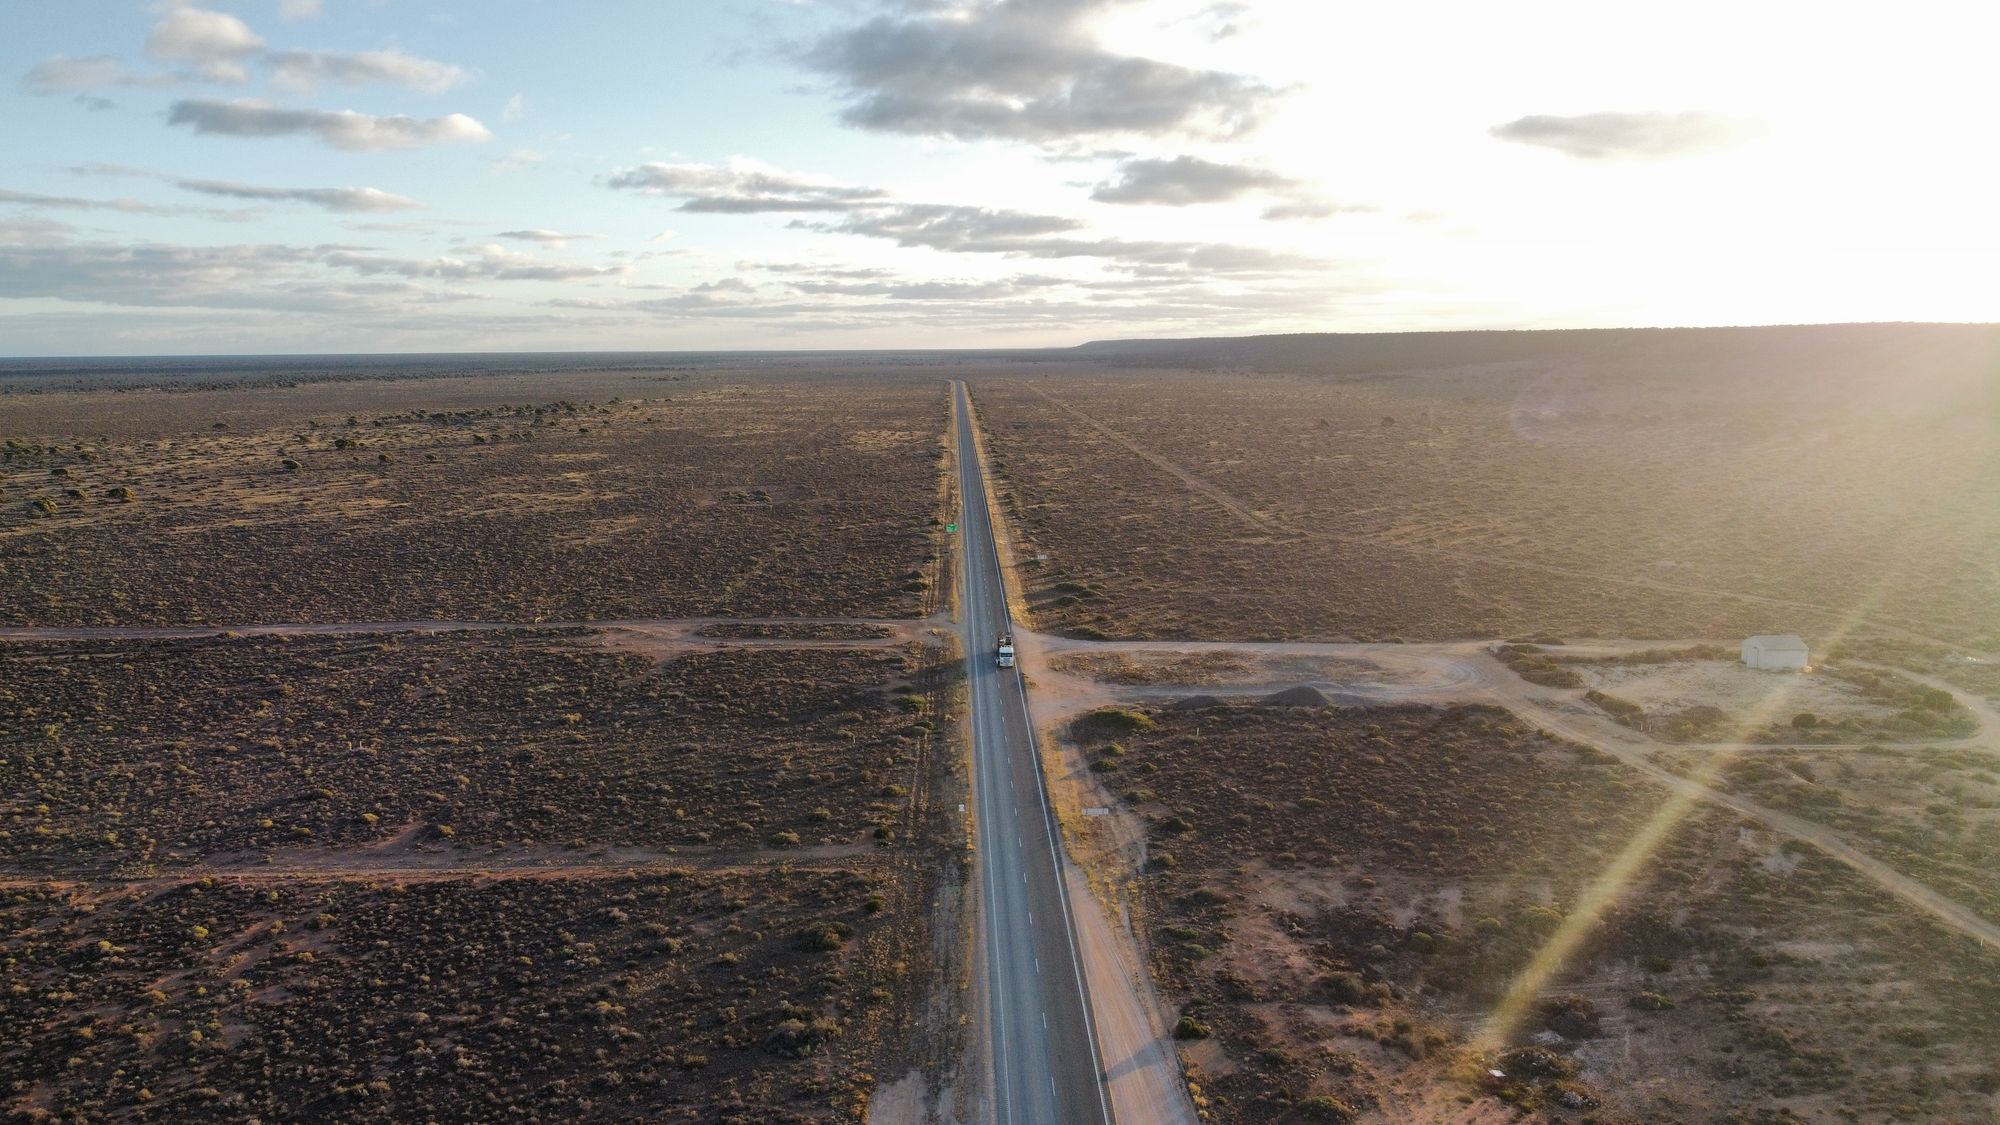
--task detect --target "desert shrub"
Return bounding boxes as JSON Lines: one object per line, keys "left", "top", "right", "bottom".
{"left": 1584, "top": 690, "right": 1643, "bottom": 721}
{"left": 1884, "top": 1026, "right": 1934, "bottom": 1048}
{"left": 1173, "top": 1014, "right": 1211, "bottom": 1040}
{"left": 764, "top": 1017, "right": 842, "bottom": 1058}
{"left": 1497, "top": 647, "right": 1586, "bottom": 688}
{"left": 1323, "top": 971, "right": 1377, "bottom": 1007}
{"left": 1295, "top": 1094, "right": 1356, "bottom": 1121}
{"left": 1083, "top": 707, "right": 1156, "bottom": 733}
{"left": 796, "top": 921, "right": 854, "bottom": 952}
{"left": 1497, "top": 1045, "right": 1576, "bottom": 1081}
{"left": 1537, "top": 994, "right": 1604, "bottom": 1038}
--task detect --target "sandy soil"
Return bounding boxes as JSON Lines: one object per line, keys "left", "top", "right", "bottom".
{"left": 1575, "top": 659, "right": 1891, "bottom": 723}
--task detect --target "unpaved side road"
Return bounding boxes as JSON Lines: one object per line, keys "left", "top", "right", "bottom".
{"left": 1495, "top": 688, "right": 2000, "bottom": 952}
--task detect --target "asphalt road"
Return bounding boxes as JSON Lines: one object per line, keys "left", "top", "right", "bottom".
{"left": 954, "top": 381, "right": 1114, "bottom": 1125}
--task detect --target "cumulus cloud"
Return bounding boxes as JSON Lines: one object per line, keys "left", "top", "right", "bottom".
{"left": 802, "top": 0, "right": 1279, "bottom": 142}
{"left": 173, "top": 179, "right": 424, "bottom": 212}
{"left": 603, "top": 160, "right": 888, "bottom": 212}
{"left": 1490, "top": 111, "right": 1752, "bottom": 159}
{"left": 268, "top": 49, "right": 471, "bottom": 94}
{"left": 167, "top": 98, "right": 492, "bottom": 150}
{"left": 145, "top": 7, "right": 264, "bottom": 83}
{"left": 28, "top": 9, "right": 471, "bottom": 102}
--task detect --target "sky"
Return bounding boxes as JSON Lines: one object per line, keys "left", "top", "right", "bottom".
{"left": 2, "top": 0, "right": 1996, "bottom": 355}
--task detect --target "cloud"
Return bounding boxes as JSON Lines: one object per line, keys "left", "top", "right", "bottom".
{"left": 791, "top": 276, "right": 1037, "bottom": 301}
{"left": 20, "top": 55, "right": 173, "bottom": 94}
{"left": 802, "top": 203, "right": 1316, "bottom": 274}
{"left": 324, "top": 243, "right": 623, "bottom": 281}
{"left": 173, "top": 179, "right": 424, "bottom": 212}
{"left": 0, "top": 241, "right": 320, "bottom": 308}
{"left": 167, "top": 99, "right": 492, "bottom": 150}
{"left": 1259, "top": 199, "right": 1363, "bottom": 221}
{"left": 0, "top": 217, "right": 77, "bottom": 246}
{"left": 268, "top": 49, "right": 471, "bottom": 94}
{"left": 1191, "top": 2, "right": 1254, "bottom": 40}
{"left": 1489, "top": 111, "right": 1752, "bottom": 159}
{"left": 604, "top": 159, "right": 889, "bottom": 212}
{"left": 0, "top": 188, "right": 157, "bottom": 213}
{"left": 502, "top": 93, "right": 526, "bottom": 122}
{"left": 497, "top": 229, "right": 593, "bottom": 247}
{"left": 801, "top": 0, "right": 1279, "bottom": 142}
{"left": 56, "top": 164, "right": 420, "bottom": 213}
{"left": 1090, "top": 155, "right": 1292, "bottom": 205}
{"left": 0, "top": 237, "right": 502, "bottom": 315}
{"left": 145, "top": 7, "right": 264, "bottom": 84}
{"left": 490, "top": 147, "right": 545, "bottom": 174}
{"left": 1089, "top": 155, "right": 1367, "bottom": 221}
{"left": 278, "top": 0, "right": 324, "bottom": 20}
{"left": 0, "top": 186, "right": 252, "bottom": 221}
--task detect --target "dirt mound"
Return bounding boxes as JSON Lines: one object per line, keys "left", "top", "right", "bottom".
{"left": 1168, "top": 694, "right": 1224, "bottom": 711}
{"left": 1262, "top": 685, "right": 1331, "bottom": 708}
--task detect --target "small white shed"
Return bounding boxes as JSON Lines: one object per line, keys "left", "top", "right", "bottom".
{"left": 1742, "top": 634, "right": 1809, "bottom": 671}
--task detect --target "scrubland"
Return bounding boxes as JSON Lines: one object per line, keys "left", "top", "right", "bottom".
{"left": 1, "top": 374, "right": 945, "bottom": 626}
{"left": 1066, "top": 700, "right": 2000, "bottom": 1123}
{"left": 975, "top": 325, "right": 2000, "bottom": 646}
{"left": 0, "top": 368, "right": 963, "bottom": 1124}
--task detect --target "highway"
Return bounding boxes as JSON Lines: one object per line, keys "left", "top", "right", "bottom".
{"left": 953, "top": 381, "right": 1114, "bottom": 1125}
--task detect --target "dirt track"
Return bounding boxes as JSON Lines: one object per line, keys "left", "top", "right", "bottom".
{"left": 1019, "top": 386, "right": 1995, "bottom": 654}
{"left": 1024, "top": 631, "right": 2000, "bottom": 955}
{"left": 0, "top": 613, "right": 946, "bottom": 644}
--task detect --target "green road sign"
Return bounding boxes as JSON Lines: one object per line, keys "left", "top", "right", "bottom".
{"left": 945, "top": 523, "right": 958, "bottom": 533}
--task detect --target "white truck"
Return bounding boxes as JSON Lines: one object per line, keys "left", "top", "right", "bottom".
{"left": 996, "top": 635, "right": 1015, "bottom": 668}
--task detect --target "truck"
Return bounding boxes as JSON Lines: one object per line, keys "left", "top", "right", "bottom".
{"left": 996, "top": 635, "right": 1015, "bottom": 668}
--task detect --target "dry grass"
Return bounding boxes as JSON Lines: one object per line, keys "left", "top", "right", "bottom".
{"left": 1069, "top": 700, "right": 2000, "bottom": 1123}
{"left": 0, "top": 869, "right": 918, "bottom": 1123}
{"left": 974, "top": 326, "right": 2000, "bottom": 645}
{"left": 2, "top": 376, "right": 946, "bottom": 626}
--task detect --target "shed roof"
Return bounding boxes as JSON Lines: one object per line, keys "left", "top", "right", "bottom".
{"left": 1744, "top": 634, "right": 1809, "bottom": 651}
